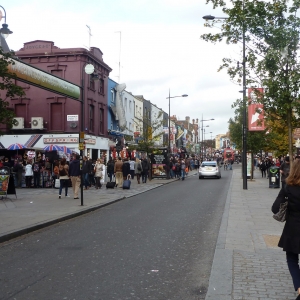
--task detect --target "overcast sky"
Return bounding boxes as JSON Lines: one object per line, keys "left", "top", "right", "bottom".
{"left": 5, "top": 0, "right": 241, "bottom": 140}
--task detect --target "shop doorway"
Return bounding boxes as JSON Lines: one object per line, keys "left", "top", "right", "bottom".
{"left": 91, "top": 149, "right": 98, "bottom": 160}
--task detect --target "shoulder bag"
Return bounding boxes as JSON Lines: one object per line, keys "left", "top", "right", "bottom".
{"left": 273, "top": 201, "right": 288, "bottom": 222}
{"left": 273, "top": 186, "right": 288, "bottom": 222}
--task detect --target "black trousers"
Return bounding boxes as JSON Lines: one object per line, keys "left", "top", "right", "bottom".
{"left": 95, "top": 177, "right": 102, "bottom": 188}
{"left": 25, "top": 176, "right": 32, "bottom": 188}
{"left": 286, "top": 251, "right": 300, "bottom": 291}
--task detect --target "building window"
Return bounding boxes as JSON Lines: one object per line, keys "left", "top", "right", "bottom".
{"left": 111, "top": 122, "right": 113, "bottom": 130}
{"left": 89, "top": 105, "right": 94, "bottom": 132}
{"left": 117, "top": 125, "right": 119, "bottom": 131}
{"left": 129, "top": 122, "right": 132, "bottom": 132}
{"left": 89, "top": 76, "right": 95, "bottom": 90}
{"left": 99, "top": 108, "right": 104, "bottom": 134}
{"left": 129, "top": 100, "right": 132, "bottom": 111}
{"left": 125, "top": 97, "right": 127, "bottom": 112}
{"left": 51, "top": 70, "right": 63, "bottom": 78}
{"left": 51, "top": 103, "right": 63, "bottom": 131}
{"left": 99, "top": 79, "right": 104, "bottom": 94}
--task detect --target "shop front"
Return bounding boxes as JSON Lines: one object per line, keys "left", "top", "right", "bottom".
{"left": 0, "top": 133, "right": 110, "bottom": 187}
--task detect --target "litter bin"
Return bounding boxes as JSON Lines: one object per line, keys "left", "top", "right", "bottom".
{"left": 269, "top": 166, "right": 280, "bottom": 188}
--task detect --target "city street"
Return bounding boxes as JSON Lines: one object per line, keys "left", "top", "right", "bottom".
{"left": 0, "top": 170, "right": 232, "bottom": 300}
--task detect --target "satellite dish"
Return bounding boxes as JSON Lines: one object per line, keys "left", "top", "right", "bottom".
{"left": 85, "top": 64, "right": 94, "bottom": 74}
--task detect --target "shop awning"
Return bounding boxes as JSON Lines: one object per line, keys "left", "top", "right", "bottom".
{"left": 108, "top": 130, "right": 124, "bottom": 137}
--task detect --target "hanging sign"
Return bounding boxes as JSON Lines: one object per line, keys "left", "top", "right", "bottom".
{"left": 6, "top": 56, "right": 80, "bottom": 100}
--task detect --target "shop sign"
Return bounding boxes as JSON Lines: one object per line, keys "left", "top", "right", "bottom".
{"left": 44, "top": 137, "right": 79, "bottom": 144}
{"left": 6, "top": 57, "right": 80, "bottom": 100}
{"left": 150, "top": 153, "right": 168, "bottom": 179}
{"left": 0, "top": 175, "right": 9, "bottom": 195}
{"left": 85, "top": 139, "right": 96, "bottom": 145}
{"left": 163, "top": 127, "right": 169, "bottom": 134}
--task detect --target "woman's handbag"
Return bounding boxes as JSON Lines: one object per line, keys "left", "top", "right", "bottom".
{"left": 273, "top": 201, "right": 288, "bottom": 222}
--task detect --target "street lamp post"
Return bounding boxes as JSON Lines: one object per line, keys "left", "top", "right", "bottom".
{"left": 200, "top": 116, "right": 214, "bottom": 161}
{"left": 210, "top": 131, "right": 213, "bottom": 156}
{"left": 79, "top": 64, "right": 100, "bottom": 206}
{"left": 167, "top": 90, "right": 188, "bottom": 154}
{"left": 203, "top": 12, "right": 247, "bottom": 189}
{"left": 0, "top": 6, "right": 12, "bottom": 38}
{"left": 0, "top": 6, "right": 13, "bottom": 52}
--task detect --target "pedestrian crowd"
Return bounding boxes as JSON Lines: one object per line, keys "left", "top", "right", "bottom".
{"left": 168, "top": 156, "right": 199, "bottom": 181}
{"left": 59, "top": 155, "right": 153, "bottom": 198}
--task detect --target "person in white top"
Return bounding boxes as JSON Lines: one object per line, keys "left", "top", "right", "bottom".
{"left": 94, "top": 158, "right": 104, "bottom": 189}
{"left": 129, "top": 158, "right": 135, "bottom": 179}
{"left": 25, "top": 161, "right": 33, "bottom": 188}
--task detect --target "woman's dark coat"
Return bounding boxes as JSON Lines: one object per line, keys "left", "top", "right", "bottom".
{"left": 272, "top": 185, "right": 300, "bottom": 253}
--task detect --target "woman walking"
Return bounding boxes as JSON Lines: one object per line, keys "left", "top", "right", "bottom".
{"left": 135, "top": 158, "right": 143, "bottom": 184}
{"left": 260, "top": 160, "right": 267, "bottom": 178}
{"left": 58, "top": 158, "right": 69, "bottom": 198}
{"left": 94, "top": 158, "right": 104, "bottom": 189}
{"left": 272, "top": 159, "right": 300, "bottom": 299}
{"left": 106, "top": 158, "right": 115, "bottom": 182}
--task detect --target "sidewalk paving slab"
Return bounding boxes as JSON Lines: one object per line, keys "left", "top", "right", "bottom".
{"left": 206, "top": 169, "right": 296, "bottom": 300}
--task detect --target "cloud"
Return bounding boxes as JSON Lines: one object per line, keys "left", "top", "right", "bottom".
{"left": 6, "top": 0, "right": 241, "bottom": 141}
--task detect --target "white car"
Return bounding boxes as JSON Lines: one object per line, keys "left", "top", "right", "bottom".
{"left": 199, "top": 161, "right": 221, "bottom": 179}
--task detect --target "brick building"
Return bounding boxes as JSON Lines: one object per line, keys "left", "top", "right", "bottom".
{"left": 0, "top": 40, "right": 112, "bottom": 160}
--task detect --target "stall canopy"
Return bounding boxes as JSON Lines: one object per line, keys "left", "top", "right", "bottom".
{"left": 7, "top": 143, "right": 26, "bottom": 150}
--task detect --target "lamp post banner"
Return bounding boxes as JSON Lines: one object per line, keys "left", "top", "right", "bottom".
{"left": 248, "top": 103, "right": 265, "bottom": 131}
{"left": 6, "top": 57, "right": 80, "bottom": 100}
{"left": 248, "top": 88, "right": 265, "bottom": 131}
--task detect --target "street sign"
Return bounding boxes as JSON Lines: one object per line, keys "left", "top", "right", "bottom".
{"left": 6, "top": 57, "right": 80, "bottom": 100}
{"left": 78, "top": 143, "right": 85, "bottom": 150}
{"left": 67, "top": 115, "right": 78, "bottom": 121}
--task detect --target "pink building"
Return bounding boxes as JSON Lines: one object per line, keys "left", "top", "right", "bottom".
{"left": 1, "top": 40, "right": 112, "bottom": 160}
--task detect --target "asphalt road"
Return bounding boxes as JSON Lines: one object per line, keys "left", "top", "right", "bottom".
{"left": 0, "top": 167, "right": 234, "bottom": 300}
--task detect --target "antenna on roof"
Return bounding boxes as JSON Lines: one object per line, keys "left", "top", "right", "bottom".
{"left": 86, "top": 25, "right": 92, "bottom": 50}
{"left": 115, "top": 31, "right": 121, "bottom": 83}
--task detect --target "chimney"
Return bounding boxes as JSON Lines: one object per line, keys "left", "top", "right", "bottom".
{"left": 185, "top": 116, "right": 190, "bottom": 123}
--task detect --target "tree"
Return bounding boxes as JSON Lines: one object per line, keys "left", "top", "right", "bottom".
{"left": 0, "top": 48, "right": 25, "bottom": 134}
{"left": 131, "top": 110, "right": 165, "bottom": 154}
{"left": 201, "top": 0, "right": 300, "bottom": 160}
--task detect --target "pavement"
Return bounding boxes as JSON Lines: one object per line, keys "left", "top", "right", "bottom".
{"left": 205, "top": 168, "right": 296, "bottom": 300}
{"left": 0, "top": 174, "right": 187, "bottom": 243}
{"left": 0, "top": 168, "right": 296, "bottom": 299}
